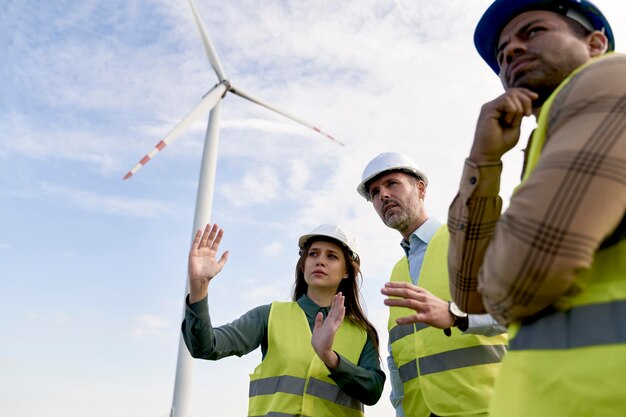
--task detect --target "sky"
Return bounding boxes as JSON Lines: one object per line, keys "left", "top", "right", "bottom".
{"left": 1, "top": 1, "right": 625, "bottom": 416}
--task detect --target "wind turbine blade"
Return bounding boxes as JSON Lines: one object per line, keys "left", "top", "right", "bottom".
{"left": 189, "top": 0, "right": 227, "bottom": 81}
{"left": 123, "top": 82, "right": 228, "bottom": 180}
{"left": 230, "top": 86, "right": 345, "bottom": 147}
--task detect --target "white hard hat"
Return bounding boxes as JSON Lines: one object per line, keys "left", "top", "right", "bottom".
{"left": 298, "top": 223, "right": 360, "bottom": 262}
{"left": 357, "top": 151, "right": 428, "bottom": 201}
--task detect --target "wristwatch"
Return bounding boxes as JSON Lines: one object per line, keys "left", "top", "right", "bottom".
{"left": 444, "top": 301, "right": 469, "bottom": 336}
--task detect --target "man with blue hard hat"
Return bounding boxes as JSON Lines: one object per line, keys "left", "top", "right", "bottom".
{"left": 448, "top": 0, "right": 626, "bottom": 416}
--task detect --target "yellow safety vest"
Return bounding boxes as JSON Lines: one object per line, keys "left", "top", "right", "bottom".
{"left": 388, "top": 225, "right": 507, "bottom": 417}
{"left": 489, "top": 54, "right": 626, "bottom": 417}
{"left": 248, "top": 301, "right": 367, "bottom": 417}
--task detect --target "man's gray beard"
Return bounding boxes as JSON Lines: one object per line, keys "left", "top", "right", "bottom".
{"left": 384, "top": 211, "right": 412, "bottom": 234}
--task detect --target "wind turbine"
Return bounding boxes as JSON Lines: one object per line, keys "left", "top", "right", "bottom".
{"left": 123, "top": 1, "right": 343, "bottom": 417}
{"left": 123, "top": 3, "right": 343, "bottom": 182}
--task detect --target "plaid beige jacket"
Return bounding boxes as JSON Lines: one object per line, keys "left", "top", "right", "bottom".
{"left": 448, "top": 53, "right": 626, "bottom": 325}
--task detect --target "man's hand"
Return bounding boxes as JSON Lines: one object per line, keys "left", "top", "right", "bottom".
{"left": 470, "top": 88, "right": 538, "bottom": 164}
{"left": 188, "top": 224, "right": 230, "bottom": 304}
{"left": 381, "top": 282, "right": 454, "bottom": 328}
{"left": 311, "top": 293, "right": 345, "bottom": 370}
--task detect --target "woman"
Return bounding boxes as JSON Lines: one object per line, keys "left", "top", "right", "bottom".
{"left": 182, "top": 223, "right": 384, "bottom": 417}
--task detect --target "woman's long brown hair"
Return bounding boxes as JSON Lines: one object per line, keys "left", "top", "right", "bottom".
{"left": 292, "top": 237, "right": 380, "bottom": 352}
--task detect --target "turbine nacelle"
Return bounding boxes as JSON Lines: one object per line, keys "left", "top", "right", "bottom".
{"left": 204, "top": 80, "right": 230, "bottom": 99}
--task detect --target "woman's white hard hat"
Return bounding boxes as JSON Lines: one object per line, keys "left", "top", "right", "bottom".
{"left": 298, "top": 223, "right": 360, "bottom": 262}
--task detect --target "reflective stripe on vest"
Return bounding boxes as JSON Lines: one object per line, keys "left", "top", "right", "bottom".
{"left": 249, "top": 375, "right": 362, "bottom": 411}
{"left": 387, "top": 225, "right": 507, "bottom": 416}
{"left": 398, "top": 344, "right": 507, "bottom": 382}
{"left": 306, "top": 378, "right": 362, "bottom": 410}
{"left": 248, "top": 302, "right": 366, "bottom": 417}
{"left": 249, "top": 375, "right": 305, "bottom": 397}
{"left": 390, "top": 321, "right": 506, "bottom": 381}
{"left": 388, "top": 322, "right": 428, "bottom": 344}
{"left": 510, "top": 299, "right": 626, "bottom": 350}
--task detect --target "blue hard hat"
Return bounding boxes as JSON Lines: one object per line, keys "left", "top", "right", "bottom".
{"left": 474, "top": 0, "right": 615, "bottom": 74}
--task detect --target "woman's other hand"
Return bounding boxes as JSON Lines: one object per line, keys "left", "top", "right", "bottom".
{"left": 311, "top": 292, "right": 345, "bottom": 369}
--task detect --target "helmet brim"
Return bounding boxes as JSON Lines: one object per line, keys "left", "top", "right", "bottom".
{"left": 357, "top": 167, "right": 428, "bottom": 201}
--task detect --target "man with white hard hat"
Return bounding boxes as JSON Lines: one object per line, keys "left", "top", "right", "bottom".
{"left": 357, "top": 151, "right": 507, "bottom": 417}
{"left": 448, "top": 0, "right": 626, "bottom": 416}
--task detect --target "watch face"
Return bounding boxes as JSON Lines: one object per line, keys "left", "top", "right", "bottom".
{"left": 449, "top": 301, "right": 468, "bottom": 318}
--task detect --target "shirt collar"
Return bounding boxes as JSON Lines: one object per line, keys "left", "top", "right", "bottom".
{"left": 400, "top": 217, "right": 442, "bottom": 254}
{"left": 297, "top": 294, "right": 329, "bottom": 319}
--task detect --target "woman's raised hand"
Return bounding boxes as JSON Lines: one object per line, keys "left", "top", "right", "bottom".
{"left": 311, "top": 292, "right": 345, "bottom": 370}
{"left": 188, "top": 224, "right": 230, "bottom": 303}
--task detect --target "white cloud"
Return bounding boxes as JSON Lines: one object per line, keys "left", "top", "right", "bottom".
{"left": 132, "top": 314, "right": 171, "bottom": 337}
{"left": 0, "top": 112, "right": 125, "bottom": 176}
{"left": 287, "top": 159, "right": 311, "bottom": 192}
{"left": 219, "top": 166, "right": 280, "bottom": 207}
{"left": 24, "top": 311, "right": 70, "bottom": 325}
{"left": 260, "top": 241, "right": 283, "bottom": 257}
{"left": 242, "top": 284, "right": 285, "bottom": 304}
{"left": 222, "top": 118, "right": 306, "bottom": 135}
{"left": 26, "top": 312, "right": 40, "bottom": 321}
{"left": 39, "top": 183, "right": 173, "bottom": 218}
{"left": 52, "top": 312, "right": 71, "bottom": 324}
